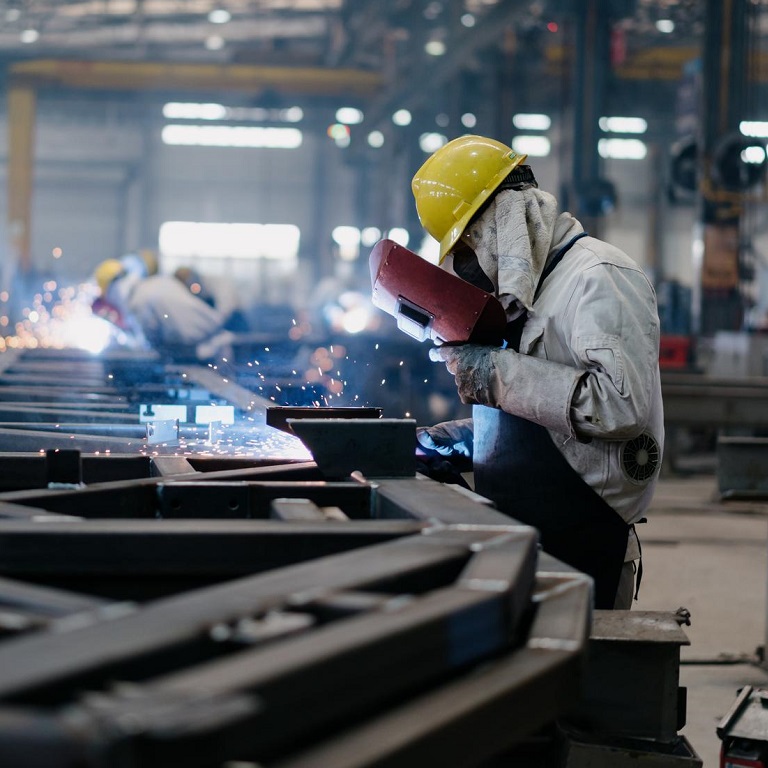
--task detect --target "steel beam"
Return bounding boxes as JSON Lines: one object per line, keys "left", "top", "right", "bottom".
{"left": 662, "top": 373, "right": 768, "bottom": 428}
{"left": 10, "top": 60, "right": 383, "bottom": 98}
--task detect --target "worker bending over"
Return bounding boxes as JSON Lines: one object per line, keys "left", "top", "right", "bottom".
{"left": 93, "top": 259, "right": 235, "bottom": 361}
{"left": 414, "top": 135, "right": 664, "bottom": 609}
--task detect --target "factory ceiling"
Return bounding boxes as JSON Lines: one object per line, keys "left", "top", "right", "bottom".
{"left": 0, "top": 1, "right": 725, "bottom": 74}
{"left": 0, "top": 0, "right": 767, "bottom": 129}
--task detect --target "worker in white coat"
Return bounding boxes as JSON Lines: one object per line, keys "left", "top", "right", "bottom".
{"left": 93, "top": 259, "right": 234, "bottom": 360}
{"left": 174, "top": 266, "right": 249, "bottom": 332}
{"left": 413, "top": 135, "right": 664, "bottom": 609}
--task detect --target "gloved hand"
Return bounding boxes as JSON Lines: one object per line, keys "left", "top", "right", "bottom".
{"left": 430, "top": 342, "right": 587, "bottom": 436}
{"left": 416, "top": 418, "right": 474, "bottom": 458}
{"left": 429, "top": 344, "right": 496, "bottom": 405}
{"left": 415, "top": 455, "right": 472, "bottom": 490}
{"left": 196, "top": 330, "right": 236, "bottom": 362}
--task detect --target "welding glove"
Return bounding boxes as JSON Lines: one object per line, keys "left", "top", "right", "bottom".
{"left": 429, "top": 344, "right": 585, "bottom": 435}
{"left": 195, "top": 330, "right": 236, "bottom": 362}
{"left": 415, "top": 455, "right": 472, "bottom": 490}
{"left": 416, "top": 418, "right": 474, "bottom": 459}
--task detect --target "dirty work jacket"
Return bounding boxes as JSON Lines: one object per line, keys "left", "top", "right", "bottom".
{"left": 442, "top": 218, "right": 664, "bottom": 561}
{"left": 511, "top": 222, "right": 664, "bottom": 531}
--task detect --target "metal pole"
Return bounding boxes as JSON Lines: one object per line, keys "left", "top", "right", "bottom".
{"left": 571, "top": 0, "right": 610, "bottom": 239}
{"left": 7, "top": 86, "right": 36, "bottom": 275}
{"left": 698, "top": 0, "right": 750, "bottom": 335}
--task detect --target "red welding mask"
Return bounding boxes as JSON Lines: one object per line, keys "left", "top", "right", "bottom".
{"left": 91, "top": 296, "right": 127, "bottom": 331}
{"left": 369, "top": 239, "right": 506, "bottom": 346}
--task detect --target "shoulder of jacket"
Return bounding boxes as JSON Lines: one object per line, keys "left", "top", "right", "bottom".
{"left": 575, "top": 236, "right": 645, "bottom": 273}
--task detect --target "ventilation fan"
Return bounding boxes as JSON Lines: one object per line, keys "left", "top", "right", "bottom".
{"left": 622, "top": 433, "right": 660, "bottom": 482}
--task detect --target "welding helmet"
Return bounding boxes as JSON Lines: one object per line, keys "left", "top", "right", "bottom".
{"left": 94, "top": 259, "right": 126, "bottom": 295}
{"left": 411, "top": 135, "right": 527, "bottom": 263}
{"left": 91, "top": 295, "right": 126, "bottom": 330}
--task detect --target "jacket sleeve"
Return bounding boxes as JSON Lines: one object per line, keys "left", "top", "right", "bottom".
{"left": 475, "top": 263, "right": 659, "bottom": 440}
{"left": 566, "top": 263, "right": 660, "bottom": 440}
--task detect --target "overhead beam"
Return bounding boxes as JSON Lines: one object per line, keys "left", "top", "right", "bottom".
{"left": 9, "top": 59, "right": 383, "bottom": 98}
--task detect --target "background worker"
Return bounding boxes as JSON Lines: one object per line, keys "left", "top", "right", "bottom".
{"left": 119, "top": 249, "right": 159, "bottom": 280}
{"left": 93, "top": 258, "right": 235, "bottom": 361}
{"left": 413, "top": 135, "right": 664, "bottom": 610}
{"left": 173, "top": 266, "right": 250, "bottom": 332}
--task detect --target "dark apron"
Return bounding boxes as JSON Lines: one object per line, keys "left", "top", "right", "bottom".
{"left": 473, "top": 232, "right": 629, "bottom": 609}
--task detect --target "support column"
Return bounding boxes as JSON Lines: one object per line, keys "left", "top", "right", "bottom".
{"left": 697, "top": 0, "right": 751, "bottom": 335}
{"left": 7, "top": 86, "right": 36, "bottom": 275}
{"left": 570, "top": 0, "right": 611, "bottom": 239}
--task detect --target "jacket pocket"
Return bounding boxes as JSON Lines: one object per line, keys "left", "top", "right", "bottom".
{"left": 519, "top": 324, "right": 546, "bottom": 357}
{"left": 579, "top": 334, "right": 625, "bottom": 394}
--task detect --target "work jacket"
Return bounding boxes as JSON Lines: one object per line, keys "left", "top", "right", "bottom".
{"left": 517, "top": 215, "right": 664, "bottom": 532}
{"left": 108, "top": 273, "right": 232, "bottom": 359}
{"left": 441, "top": 213, "right": 664, "bottom": 560}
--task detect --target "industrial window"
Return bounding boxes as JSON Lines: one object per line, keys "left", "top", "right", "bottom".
{"left": 159, "top": 221, "right": 300, "bottom": 278}
{"left": 161, "top": 125, "right": 303, "bottom": 149}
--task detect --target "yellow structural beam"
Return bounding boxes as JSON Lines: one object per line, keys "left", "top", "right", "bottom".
{"left": 9, "top": 59, "right": 383, "bottom": 97}
{"left": 545, "top": 45, "right": 701, "bottom": 80}
{"left": 547, "top": 44, "right": 768, "bottom": 81}
{"left": 7, "top": 86, "right": 36, "bottom": 274}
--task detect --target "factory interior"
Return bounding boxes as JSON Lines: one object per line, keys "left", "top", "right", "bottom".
{"left": 2, "top": 0, "right": 768, "bottom": 766}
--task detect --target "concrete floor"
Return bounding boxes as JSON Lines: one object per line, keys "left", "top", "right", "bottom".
{"left": 636, "top": 472, "right": 768, "bottom": 766}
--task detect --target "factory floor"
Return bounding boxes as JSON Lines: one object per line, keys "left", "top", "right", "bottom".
{"left": 636, "top": 464, "right": 768, "bottom": 767}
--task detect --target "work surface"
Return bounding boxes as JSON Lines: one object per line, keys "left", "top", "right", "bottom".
{"left": 637, "top": 472, "right": 768, "bottom": 766}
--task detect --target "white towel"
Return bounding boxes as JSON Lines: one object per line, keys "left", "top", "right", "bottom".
{"left": 463, "top": 187, "right": 560, "bottom": 317}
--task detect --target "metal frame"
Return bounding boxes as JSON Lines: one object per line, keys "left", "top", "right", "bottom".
{"left": 0, "top": 348, "right": 594, "bottom": 767}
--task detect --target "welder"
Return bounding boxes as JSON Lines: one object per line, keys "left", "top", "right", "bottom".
{"left": 93, "top": 258, "right": 235, "bottom": 361}
{"left": 413, "top": 135, "right": 664, "bottom": 609}
{"left": 119, "top": 249, "right": 159, "bottom": 280}
{"left": 173, "top": 266, "right": 250, "bottom": 332}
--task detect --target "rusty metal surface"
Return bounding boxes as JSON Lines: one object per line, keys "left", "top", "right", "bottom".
{"left": 266, "top": 405, "right": 383, "bottom": 434}
{"left": 590, "top": 611, "right": 691, "bottom": 645}
{"left": 288, "top": 417, "right": 416, "bottom": 478}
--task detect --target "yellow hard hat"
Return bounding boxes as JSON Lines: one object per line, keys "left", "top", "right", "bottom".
{"left": 94, "top": 259, "right": 126, "bottom": 295}
{"left": 412, "top": 135, "right": 527, "bottom": 263}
